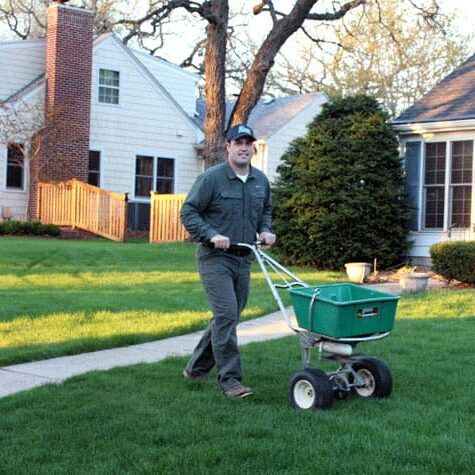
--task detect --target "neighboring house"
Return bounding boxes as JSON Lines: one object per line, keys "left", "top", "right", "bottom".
{"left": 0, "top": 3, "right": 325, "bottom": 231}
{"left": 393, "top": 53, "right": 475, "bottom": 264}
{"left": 0, "top": 3, "right": 203, "bottom": 228}
{"left": 195, "top": 93, "right": 327, "bottom": 183}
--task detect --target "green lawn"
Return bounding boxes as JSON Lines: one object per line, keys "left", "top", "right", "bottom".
{"left": 0, "top": 311, "right": 473, "bottom": 473}
{"left": 0, "top": 237, "right": 474, "bottom": 473}
{"left": 0, "top": 237, "right": 342, "bottom": 365}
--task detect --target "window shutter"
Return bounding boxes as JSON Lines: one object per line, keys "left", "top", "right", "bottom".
{"left": 405, "top": 142, "right": 421, "bottom": 231}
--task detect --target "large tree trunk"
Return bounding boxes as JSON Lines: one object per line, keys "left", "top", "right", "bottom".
{"left": 202, "top": 0, "right": 229, "bottom": 169}
{"left": 230, "top": 0, "right": 319, "bottom": 126}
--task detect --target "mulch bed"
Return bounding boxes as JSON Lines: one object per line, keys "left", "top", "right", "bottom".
{"left": 366, "top": 270, "right": 474, "bottom": 289}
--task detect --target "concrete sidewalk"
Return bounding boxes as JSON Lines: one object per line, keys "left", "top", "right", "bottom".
{"left": 0, "top": 280, "right": 444, "bottom": 399}
{"left": 0, "top": 309, "right": 295, "bottom": 399}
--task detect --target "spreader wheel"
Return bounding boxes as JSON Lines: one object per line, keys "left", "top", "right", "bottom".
{"left": 351, "top": 357, "right": 392, "bottom": 398}
{"left": 288, "top": 368, "right": 333, "bottom": 410}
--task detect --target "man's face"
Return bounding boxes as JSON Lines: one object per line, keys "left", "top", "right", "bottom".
{"left": 226, "top": 137, "right": 255, "bottom": 169}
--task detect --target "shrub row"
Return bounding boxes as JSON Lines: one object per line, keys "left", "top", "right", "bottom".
{"left": 0, "top": 220, "right": 60, "bottom": 237}
{"left": 430, "top": 241, "right": 475, "bottom": 284}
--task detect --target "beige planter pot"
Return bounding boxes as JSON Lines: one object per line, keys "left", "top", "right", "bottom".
{"left": 345, "top": 262, "right": 371, "bottom": 284}
{"left": 399, "top": 272, "right": 429, "bottom": 293}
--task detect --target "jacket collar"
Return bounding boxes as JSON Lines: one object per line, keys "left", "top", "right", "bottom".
{"left": 225, "top": 160, "right": 254, "bottom": 180}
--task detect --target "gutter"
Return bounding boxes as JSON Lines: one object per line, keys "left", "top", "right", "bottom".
{"left": 392, "top": 118, "right": 475, "bottom": 135}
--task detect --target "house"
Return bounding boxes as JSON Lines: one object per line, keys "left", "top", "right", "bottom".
{"left": 0, "top": 2, "right": 326, "bottom": 231}
{"left": 195, "top": 93, "right": 327, "bottom": 183}
{"left": 0, "top": 2, "right": 203, "bottom": 228}
{"left": 393, "top": 53, "right": 475, "bottom": 264}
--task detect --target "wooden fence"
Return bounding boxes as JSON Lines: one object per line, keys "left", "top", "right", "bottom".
{"left": 38, "top": 179, "right": 128, "bottom": 242}
{"left": 150, "top": 193, "right": 188, "bottom": 243}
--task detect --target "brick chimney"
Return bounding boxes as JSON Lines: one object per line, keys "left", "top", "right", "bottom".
{"left": 28, "top": 2, "right": 93, "bottom": 218}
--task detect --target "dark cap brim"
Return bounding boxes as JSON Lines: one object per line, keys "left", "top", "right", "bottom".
{"left": 230, "top": 133, "right": 256, "bottom": 142}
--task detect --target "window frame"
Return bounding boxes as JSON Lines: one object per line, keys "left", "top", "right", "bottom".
{"left": 422, "top": 142, "right": 447, "bottom": 230}
{"left": 98, "top": 68, "right": 120, "bottom": 105}
{"left": 155, "top": 157, "right": 175, "bottom": 194}
{"left": 87, "top": 150, "right": 102, "bottom": 187}
{"left": 134, "top": 155, "right": 155, "bottom": 199}
{"left": 412, "top": 137, "right": 475, "bottom": 232}
{"left": 449, "top": 140, "right": 473, "bottom": 229}
{"left": 133, "top": 155, "right": 176, "bottom": 200}
{"left": 4, "top": 143, "right": 26, "bottom": 192}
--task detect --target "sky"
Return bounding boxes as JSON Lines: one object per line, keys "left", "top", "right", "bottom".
{"left": 154, "top": 0, "right": 475, "bottom": 65}
{"left": 0, "top": 0, "right": 473, "bottom": 63}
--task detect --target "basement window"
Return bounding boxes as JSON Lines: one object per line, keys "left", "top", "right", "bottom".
{"left": 88, "top": 151, "right": 101, "bottom": 187}
{"left": 98, "top": 69, "right": 120, "bottom": 105}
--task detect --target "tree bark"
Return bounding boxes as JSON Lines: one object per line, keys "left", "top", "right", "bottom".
{"left": 202, "top": 0, "right": 229, "bottom": 169}
{"left": 230, "top": 0, "right": 319, "bottom": 126}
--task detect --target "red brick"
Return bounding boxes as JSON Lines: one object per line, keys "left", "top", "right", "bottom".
{"left": 29, "top": 5, "right": 93, "bottom": 218}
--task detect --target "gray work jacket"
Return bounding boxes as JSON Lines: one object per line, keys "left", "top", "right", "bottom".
{"left": 180, "top": 161, "right": 272, "bottom": 245}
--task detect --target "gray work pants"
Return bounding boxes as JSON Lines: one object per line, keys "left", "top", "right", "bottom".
{"left": 185, "top": 248, "right": 253, "bottom": 391}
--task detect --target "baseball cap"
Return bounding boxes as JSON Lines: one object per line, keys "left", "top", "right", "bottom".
{"left": 226, "top": 124, "right": 256, "bottom": 142}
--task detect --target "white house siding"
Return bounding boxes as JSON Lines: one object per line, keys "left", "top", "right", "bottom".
{"left": 0, "top": 87, "right": 45, "bottom": 221}
{"left": 0, "top": 144, "right": 28, "bottom": 221}
{"left": 90, "top": 38, "right": 202, "bottom": 201}
{"left": 132, "top": 50, "right": 198, "bottom": 117}
{"left": 262, "top": 96, "right": 326, "bottom": 183}
{"left": 0, "top": 40, "right": 45, "bottom": 101}
{"left": 399, "top": 127, "right": 475, "bottom": 261}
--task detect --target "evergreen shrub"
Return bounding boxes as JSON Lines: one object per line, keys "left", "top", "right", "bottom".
{"left": 272, "top": 95, "right": 411, "bottom": 270}
{"left": 430, "top": 241, "right": 475, "bottom": 284}
{"left": 0, "top": 220, "right": 60, "bottom": 236}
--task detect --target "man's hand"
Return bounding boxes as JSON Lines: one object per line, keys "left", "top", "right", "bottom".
{"left": 210, "top": 234, "right": 231, "bottom": 249}
{"left": 259, "top": 232, "right": 276, "bottom": 247}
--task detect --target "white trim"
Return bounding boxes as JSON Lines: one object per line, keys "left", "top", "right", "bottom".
{"left": 1, "top": 78, "right": 45, "bottom": 107}
{"left": 418, "top": 139, "right": 474, "bottom": 232}
{"left": 95, "top": 67, "right": 122, "bottom": 108}
{"left": 2, "top": 142, "right": 27, "bottom": 192}
{"left": 156, "top": 156, "right": 176, "bottom": 194}
{"left": 132, "top": 153, "right": 176, "bottom": 201}
{"left": 0, "top": 39, "right": 45, "bottom": 49}
{"left": 394, "top": 118, "right": 475, "bottom": 134}
{"left": 50, "top": 4, "right": 94, "bottom": 15}
{"left": 131, "top": 48, "right": 200, "bottom": 80}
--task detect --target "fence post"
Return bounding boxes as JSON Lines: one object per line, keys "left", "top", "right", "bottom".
{"left": 122, "top": 193, "right": 128, "bottom": 242}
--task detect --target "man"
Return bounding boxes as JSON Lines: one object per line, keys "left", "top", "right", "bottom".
{"left": 180, "top": 124, "right": 276, "bottom": 398}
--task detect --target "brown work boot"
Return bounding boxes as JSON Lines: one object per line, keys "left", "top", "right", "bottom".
{"left": 223, "top": 384, "right": 253, "bottom": 399}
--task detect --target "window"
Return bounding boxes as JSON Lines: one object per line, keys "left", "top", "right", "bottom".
{"left": 98, "top": 69, "right": 120, "bottom": 104}
{"left": 156, "top": 158, "right": 174, "bottom": 193}
{"left": 6, "top": 143, "right": 24, "bottom": 189}
{"left": 421, "top": 140, "right": 474, "bottom": 230}
{"left": 88, "top": 151, "right": 101, "bottom": 187}
{"left": 450, "top": 141, "right": 472, "bottom": 228}
{"left": 135, "top": 156, "right": 175, "bottom": 198}
{"left": 423, "top": 142, "right": 446, "bottom": 228}
{"left": 135, "top": 155, "right": 154, "bottom": 197}
{"left": 404, "top": 142, "right": 421, "bottom": 231}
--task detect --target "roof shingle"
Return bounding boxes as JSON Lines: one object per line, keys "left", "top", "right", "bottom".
{"left": 394, "top": 53, "right": 475, "bottom": 124}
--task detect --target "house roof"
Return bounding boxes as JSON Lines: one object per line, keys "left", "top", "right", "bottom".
{"left": 194, "top": 92, "right": 324, "bottom": 139}
{"left": 96, "top": 34, "right": 202, "bottom": 135}
{"left": 1, "top": 74, "right": 45, "bottom": 105}
{"left": 394, "top": 53, "right": 475, "bottom": 124}
{"left": 0, "top": 33, "right": 202, "bottom": 135}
